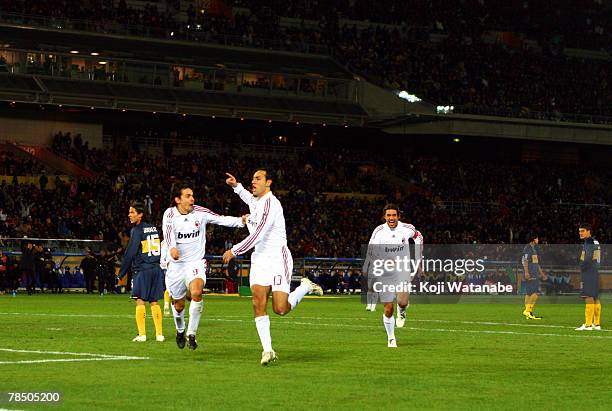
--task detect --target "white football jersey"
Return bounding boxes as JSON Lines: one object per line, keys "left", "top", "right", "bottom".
{"left": 369, "top": 221, "right": 423, "bottom": 246}
{"left": 162, "top": 205, "right": 244, "bottom": 263}
{"left": 364, "top": 221, "right": 424, "bottom": 271}
{"left": 230, "top": 183, "right": 288, "bottom": 256}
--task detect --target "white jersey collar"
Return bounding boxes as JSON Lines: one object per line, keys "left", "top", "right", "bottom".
{"left": 255, "top": 190, "right": 273, "bottom": 201}
{"left": 384, "top": 220, "right": 402, "bottom": 231}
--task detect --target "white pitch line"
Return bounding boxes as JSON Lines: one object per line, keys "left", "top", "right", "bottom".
{"left": 0, "top": 357, "right": 147, "bottom": 365}
{"left": 284, "top": 321, "right": 612, "bottom": 339}
{"left": 0, "top": 348, "right": 149, "bottom": 365}
{"left": 212, "top": 314, "right": 612, "bottom": 332}
{"left": 0, "top": 348, "right": 143, "bottom": 358}
{"left": 296, "top": 316, "right": 612, "bottom": 332}
{"left": 1, "top": 312, "right": 610, "bottom": 338}
{"left": 0, "top": 312, "right": 130, "bottom": 318}
{"left": 204, "top": 317, "right": 612, "bottom": 339}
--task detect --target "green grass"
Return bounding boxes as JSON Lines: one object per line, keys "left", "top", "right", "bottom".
{"left": 0, "top": 293, "right": 611, "bottom": 410}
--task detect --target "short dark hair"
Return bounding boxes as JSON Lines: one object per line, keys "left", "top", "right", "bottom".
{"left": 526, "top": 232, "right": 538, "bottom": 242}
{"left": 172, "top": 181, "right": 193, "bottom": 203}
{"left": 131, "top": 201, "right": 145, "bottom": 215}
{"left": 383, "top": 203, "right": 401, "bottom": 216}
{"left": 579, "top": 222, "right": 593, "bottom": 231}
{"left": 254, "top": 167, "right": 276, "bottom": 183}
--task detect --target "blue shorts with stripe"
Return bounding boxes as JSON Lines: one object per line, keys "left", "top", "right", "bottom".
{"left": 131, "top": 267, "right": 165, "bottom": 302}
{"left": 525, "top": 278, "right": 540, "bottom": 295}
{"left": 580, "top": 271, "right": 599, "bottom": 299}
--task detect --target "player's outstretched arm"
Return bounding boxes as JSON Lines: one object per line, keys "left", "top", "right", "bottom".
{"left": 197, "top": 206, "right": 245, "bottom": 228}
{"left": 230, "top": 197, "right": 274, "bottom": 256}
{"left": 226, "top": 172, "right": 254, "bottom": 205}
{"left": 413, "top": 229, "right": 424, "bottom": 264}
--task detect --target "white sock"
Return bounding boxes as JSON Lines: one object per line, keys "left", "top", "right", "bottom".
{"left": 288, "top": 283, "right": 310, "bottom": 309}
{"left": 172, "top": 304, "right": 185, "bottom": 333}
{"left": 255, "top": 315, "right": 273, "bottom": 352}
{"left": 187, "top": 300, "right": 203, "bottom": 336}
{"left": 383, "top": 314, "right": 395, "bottom": 340}
{"left": 367, "top": 291, "right": 377, "bottom": 305}
{"left": 371, "top": 304, "right": 377, "bottom": 311}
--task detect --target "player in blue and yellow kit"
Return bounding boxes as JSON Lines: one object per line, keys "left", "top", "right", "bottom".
{"left": 521, "top": 233, "right": 546, "bottom": 320}
{"left": 117, "top": 202, "right": 165, "bottom": 342}
{"left": 575, "top": 223, "right": 602, "bottom": 331}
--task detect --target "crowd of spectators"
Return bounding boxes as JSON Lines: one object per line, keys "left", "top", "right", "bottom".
{"left": 0, "top": 149, "right": 45, "bottom": 175}
{"left": 2, "top": 134, "right": 610, "bottom": 295}
{"left": 2, "top": 136, "right": 610, "bottom": 259}
{"left": 4, "top": 1, "right": 610, "bottom": 51}
{"left": 5, "top": 0, "right": 612, "bottom": 121}
{"left": 3, "top": 1, "right": 612, "bottom": 119}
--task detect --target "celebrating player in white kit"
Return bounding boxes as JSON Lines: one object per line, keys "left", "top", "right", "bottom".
{"left": 163, "top": 182, "right": 246, "bottom": 351}
{"left": 364, "top": 204, "right": 423, "bottom": 347}
{"left": 223, "top": 169, "right": 323, "bottom": 365}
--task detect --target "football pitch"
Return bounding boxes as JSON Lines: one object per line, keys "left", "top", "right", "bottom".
{"left": 1, "top": 294, "right": 611, "bottom": 410}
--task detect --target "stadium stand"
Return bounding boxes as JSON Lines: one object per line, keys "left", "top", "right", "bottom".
{"left": 2, "top": 1, "right": 612, "bottom": 120}
{"left": 2, "top": 134, "right": 610, "bottom": 259}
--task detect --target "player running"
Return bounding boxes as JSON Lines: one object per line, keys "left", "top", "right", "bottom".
{"left": 163, "top": 182, "right": 246, "bottom": 350}
{"left": 223, "top": 169, "right": 323, "bottom": 365}
{"left": 364, "top": 204, "right": 423, "bottom": 347}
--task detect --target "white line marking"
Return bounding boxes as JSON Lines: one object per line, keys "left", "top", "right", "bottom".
{"left": 1, "top": 312, "right": 609, "bottom": 339}
{"left": 0, "top": 348, "right": 149, "bottom": 365}
{"left": 203, "top": 318, "right": 612, "bottom": 339}
{"left": 0, "top": 358, "right": 146, "bottom": 365}
{"left": 297, "top": 316, "right": 612, "bottom": 332}
{"left": 285, "top": 321, "right": 612, "bottom": 339}
{"left": 0, "top": 312, "right": 129, "bottom": 318}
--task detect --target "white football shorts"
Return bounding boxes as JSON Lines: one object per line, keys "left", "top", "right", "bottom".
{"left": 165, "top": 259, "right": 207, "bottom": 300}
{"left": 249, "top": 246, "right": 292, "bottom": 294}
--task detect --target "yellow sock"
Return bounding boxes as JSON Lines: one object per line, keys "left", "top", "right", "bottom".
{"left": 164, "top": 290, "right": 170, "bottom": 305}
{"left": 151, "top": 305, "right": 163, "bottom": 336}
{"left": 530, "top": 303, "right": 536, "bottom": 312}
{"left": 594, "top": 302, "right": 601, "bottom": 326}
{"left": 524, "top": 304, "right": 530, "bottom": 312}
{"left": 585, "top": 304, "right": 595, "bottom": 326}
{"left": 135, "top": 305, "right": 146, "bottom": 336}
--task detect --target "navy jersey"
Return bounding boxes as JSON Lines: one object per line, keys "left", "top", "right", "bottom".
{"left": 522, "top": 244, "right": 540, "bottom": 277}
{"left": 580, "top": 237, "right": 600, "bottom": 274}
{"left": 118, "top": 222, "right": 161, "bottom": 278}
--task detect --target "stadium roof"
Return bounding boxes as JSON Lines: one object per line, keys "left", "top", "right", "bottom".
{"left": 0, "top": 74, "right": 367, "bottom": 125}
{"left": 0, "top": 25, "right": 353, "bottom": 79}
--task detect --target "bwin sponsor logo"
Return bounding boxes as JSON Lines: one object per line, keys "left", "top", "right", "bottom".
{"left": 384, "top": 245, "right": 404, "bottom": 253}
{"left": 178, "top": 231, "right": 200, "bottom": 239}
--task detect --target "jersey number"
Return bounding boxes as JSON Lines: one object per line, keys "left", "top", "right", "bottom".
{"left": 146, "top": 234, "right": 161, "bottom": 256}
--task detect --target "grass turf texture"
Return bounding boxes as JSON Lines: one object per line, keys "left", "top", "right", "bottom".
{"left": 1, "top": 294, "right": 611, "bottom": 410}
